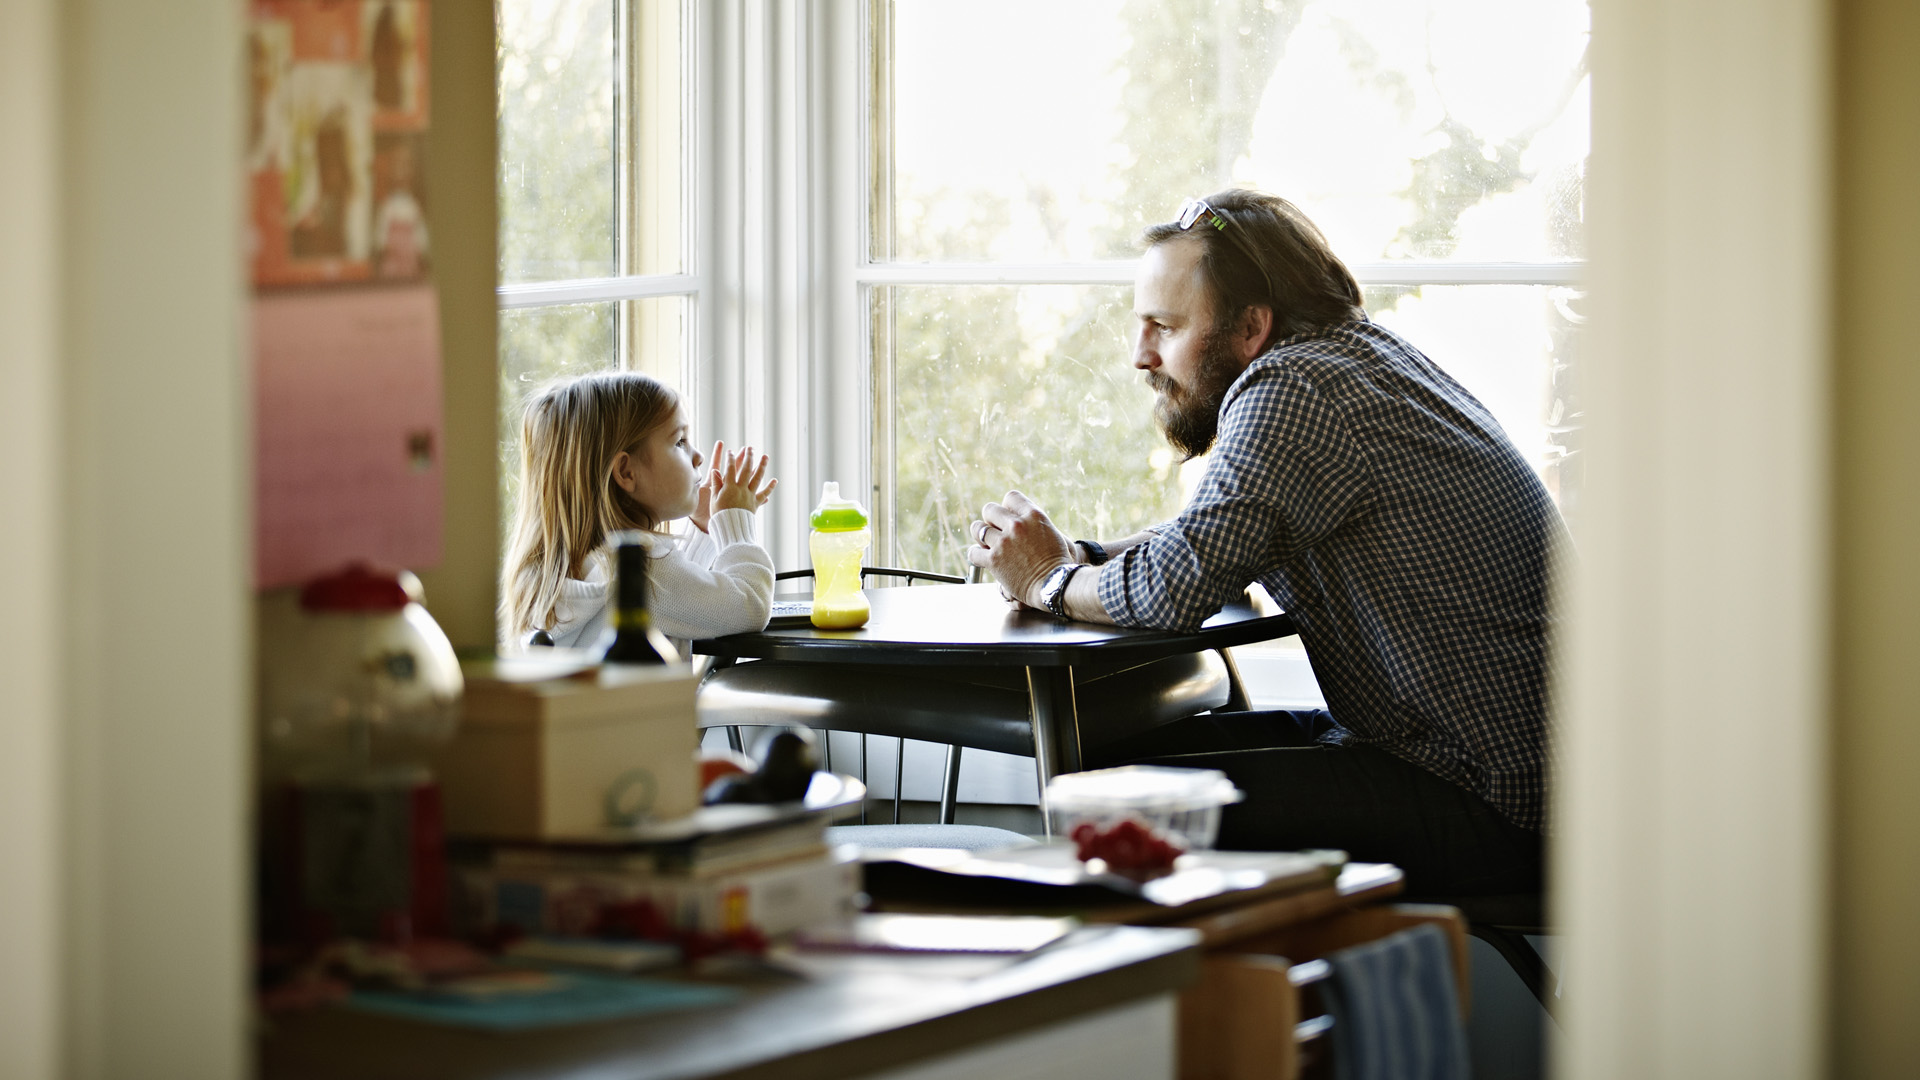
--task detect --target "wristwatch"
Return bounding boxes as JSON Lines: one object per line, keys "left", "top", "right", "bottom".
{"left": 1037, "top": 562, "right": 1081, "bottom": 618}
{"left": 1075, "top": 539, "right": 1111, "bottom": 566}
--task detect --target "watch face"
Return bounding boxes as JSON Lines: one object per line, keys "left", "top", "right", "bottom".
{"left": 1042, "top": 564, "right": 1075, "bottom": 614}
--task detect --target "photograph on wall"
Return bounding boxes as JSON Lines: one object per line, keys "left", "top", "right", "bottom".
{"left": 248, "top": 0, "right": 431, "bottom": 288}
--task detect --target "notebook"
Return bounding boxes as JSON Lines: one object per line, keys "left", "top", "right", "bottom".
{"left": 768, "top": 600, "right": 814, "bottom": 629}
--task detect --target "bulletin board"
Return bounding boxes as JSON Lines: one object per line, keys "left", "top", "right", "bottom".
{"left": 248, "top": 0, "right": 443, "bottom": 588}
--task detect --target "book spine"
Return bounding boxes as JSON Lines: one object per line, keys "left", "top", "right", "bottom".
{"left": 455, "top": 853, "right": 860, "bottom": 938}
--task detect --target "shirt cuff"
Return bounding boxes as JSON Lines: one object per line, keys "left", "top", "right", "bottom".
{"left": 706, "top": 507, "right": 760, "bottom": 549}
{"left": 1094, "top": 539, "right": 1144, "bottom": 626}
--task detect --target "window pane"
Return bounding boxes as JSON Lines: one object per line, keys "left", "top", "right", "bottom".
{"left": 880, "top": 285, "right": 1186, "bottom": 579}
{"left": 880, "top": 0, "right": 1588, "bottom": 264}
{"left": 498, "top": 0, "right": 616, "bottom": 283}
{"left": 497, "top": 297, "right": 687, "bottom": 537}
{"left": 881, "top": 284, "right": 1582, "bottom": 579}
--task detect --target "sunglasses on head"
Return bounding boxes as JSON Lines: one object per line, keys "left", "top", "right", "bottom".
{"left": 1172, "top": 197, "right": 1277, "bottom": 302}
{"left": 1176, "top": 198, "right": 1229, "bottom": 231}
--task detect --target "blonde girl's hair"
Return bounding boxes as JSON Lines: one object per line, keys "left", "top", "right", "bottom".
{"left": 500, "top": 371, "right": 680, "bottom": 647}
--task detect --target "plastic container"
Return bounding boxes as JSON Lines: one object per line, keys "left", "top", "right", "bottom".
{"left": 808, "top": 481, "right": 871, "bottom": 630}
{"left": 1045, "top": 765, "right": 1244, "bottom": 856}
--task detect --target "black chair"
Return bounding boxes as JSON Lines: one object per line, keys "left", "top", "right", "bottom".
{"left": 699, "top": 568, "right": 1254, "bottom": 827}
{"left": 1414, "top": 891, "right": 1555, "bottom": 1016}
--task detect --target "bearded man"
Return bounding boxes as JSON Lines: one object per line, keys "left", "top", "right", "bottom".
{"left": 970, "top": 189, "right": 1565, "bottom": 896}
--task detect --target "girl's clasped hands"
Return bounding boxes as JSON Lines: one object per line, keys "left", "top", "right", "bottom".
{"left": 691, "top": 441, "right": 778, "bottom": 533}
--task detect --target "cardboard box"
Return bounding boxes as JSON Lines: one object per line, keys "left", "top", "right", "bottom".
{"left": 433, "top": 660, "right": 701, "bottom": 839}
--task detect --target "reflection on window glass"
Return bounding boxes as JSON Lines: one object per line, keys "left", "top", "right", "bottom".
{"left": 883, "top": 285, "right": 1186, "bottom": 578}
{"left": 498, "top": 0, "right": 615, "bottom": 283}
{"left": 497, "top": 298, "right": 685, "bottom": 539}
{"left": 884, "top": 0, "right": 1588, "bottom": 264}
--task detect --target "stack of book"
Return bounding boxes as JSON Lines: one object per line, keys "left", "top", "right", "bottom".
{"left": 452, "top": 813, "right": 860, "bottom": 940}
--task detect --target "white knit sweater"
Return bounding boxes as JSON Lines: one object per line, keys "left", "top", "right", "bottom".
{"left": 535, "top": 507, "right": 774, "bottom": 651}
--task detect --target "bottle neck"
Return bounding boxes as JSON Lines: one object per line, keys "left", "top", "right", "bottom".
{"left": 612, "top": 544, "right": 652, "bottom": 619}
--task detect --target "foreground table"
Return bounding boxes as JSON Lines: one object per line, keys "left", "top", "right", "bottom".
{"left": 259, "top": 924, "right": 1200, "bottom": 1080}
{"left": 866, "top": 857, "right": 1463, "bottom": 1080}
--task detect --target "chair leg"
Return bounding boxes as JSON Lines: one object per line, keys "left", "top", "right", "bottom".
{"left": 1474, "top": 925, "right": 1556, "bottom": 1017}
{"left": 858, "top": 734, "right": 869, "bottom": 825}
{"left": 938, "top": 744, "right": 962, "bottom": 825}
{"left": 821, "top": 732, "right": 832, "bottom": 773}
{"left": 893, "top": 737, "right": 906, "bottom": 825}
{"left": 726, "top": 726, "right": 744, "bottom": 754}
{"left": 1217, "top": 646, "right": 1252, "bottom": 712}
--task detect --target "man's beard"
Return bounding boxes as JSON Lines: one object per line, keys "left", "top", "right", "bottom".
{"left": 1149, "top": 328, "right": 1242, "bottom": 460}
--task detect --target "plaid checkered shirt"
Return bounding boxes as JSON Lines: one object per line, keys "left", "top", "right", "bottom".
{"left": 1096, "top": 319, "right": 1564, "bottom": 832}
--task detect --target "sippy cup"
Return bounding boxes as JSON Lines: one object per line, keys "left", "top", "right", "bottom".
{"left": 808, "top": 481, "right": 870, "bottom": 629}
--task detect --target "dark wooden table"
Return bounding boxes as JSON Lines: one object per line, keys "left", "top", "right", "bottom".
{"left": 259, "top": 924, "right": 1200, "bottom": 1080}
{"left": 692, "top": 584, "right": 1296, "bottom": 813}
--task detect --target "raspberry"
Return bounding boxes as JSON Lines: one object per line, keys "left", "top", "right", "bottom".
{"left": 1070, "top": 817, "right": 1184, "bottom": 878}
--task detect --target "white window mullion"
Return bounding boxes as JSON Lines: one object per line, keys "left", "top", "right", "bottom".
{"left": 815, "top": 0, "right": 865, "bottom": 544}
{"left": 739, "top": 1, "right": 773, "bottom": 456}
{"left": 856, "top": 0, "right": 894, "bottom": 566}
{"left": 850, "top": 260, "right": 1585, "bottom": 288}
{"left": 496, "top": 274, "right": 699, "bottom": 308}
{"left": 766, "top": 0, "right": 809, "bottom": 570}
{"left": 678, "top": 0, "right": 703, "bottom": 401}
{"left": 698, "top": 0, "right": 745, "bottom": 467}
{"left": 706, "top": 0, "right": 825, "bottom": 572}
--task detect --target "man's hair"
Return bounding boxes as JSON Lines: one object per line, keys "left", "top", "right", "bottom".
{"left": 500, "top": 371, "right": 680, "bottom": 648}
{"left": 1142, "top": 189, "right": 1364, "bottom": 351}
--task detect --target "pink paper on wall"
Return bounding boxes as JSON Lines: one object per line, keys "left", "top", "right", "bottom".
{"left": 254, "top": 284, "right": 444, "bottom": 587}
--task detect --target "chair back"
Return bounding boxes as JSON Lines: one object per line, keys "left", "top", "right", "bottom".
{"left": 773, "top": 566, "right": 966, "bottom": 596}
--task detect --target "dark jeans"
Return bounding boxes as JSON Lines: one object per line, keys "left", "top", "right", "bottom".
{"left": 1088, "top": 710, "right": 1543, "bottom": 897}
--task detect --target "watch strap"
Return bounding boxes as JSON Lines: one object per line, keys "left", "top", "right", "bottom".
{"left": 1041, "top": 563, "right": 1081, "bottom": 618}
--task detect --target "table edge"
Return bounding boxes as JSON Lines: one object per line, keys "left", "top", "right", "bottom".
{"left": 702, "top": 925, "right": 1201, "bottom": 1080}
{"left": 693, "top": 612, "right": 1296, "bottom": 667}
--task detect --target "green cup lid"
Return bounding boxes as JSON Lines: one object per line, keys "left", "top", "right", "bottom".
{"left": 809, "top": 481, "right": 868, "bottom": 531}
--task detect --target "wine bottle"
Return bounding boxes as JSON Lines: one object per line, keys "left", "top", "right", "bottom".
{"left": 600, "top": 531, "right": 680, "bottom": 665}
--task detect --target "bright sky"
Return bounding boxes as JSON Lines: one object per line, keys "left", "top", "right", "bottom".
{"left": 892, "top": 0, "right": 1589, "bottom": 263}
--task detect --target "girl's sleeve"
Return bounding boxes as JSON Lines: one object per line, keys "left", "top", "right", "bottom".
{"left": 680, "top": 520, "right": 719, "bottom": 567}
{"left": 649, "top": 508, "right": 775, "bottom": 639}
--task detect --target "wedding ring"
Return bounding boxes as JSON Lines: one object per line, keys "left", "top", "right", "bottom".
{"left": 977, "top": 522, "right": 991, "bottom": 546}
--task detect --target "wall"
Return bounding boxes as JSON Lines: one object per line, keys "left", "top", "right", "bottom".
{"left": 0, "top": 0, "right": 250, "bottom": 1076}
{"left": 0, "top": 0, "right": 65, "bottom": 1073}
{"left": 416, "top": 0, "right": 501, "bottom": 651}
{"left": 1558, "top": 0, "right": 1830, "bottom": 1075}
{"left": 1830, "top": 0, "right": 1920, "bottom": 1074}
{"left": 63, "top": 0, "right": 251, "bottom": 1073}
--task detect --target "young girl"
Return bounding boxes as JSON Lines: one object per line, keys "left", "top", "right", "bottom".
{"left": 501, "top": 372, "right": 778, "bottom": 652}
